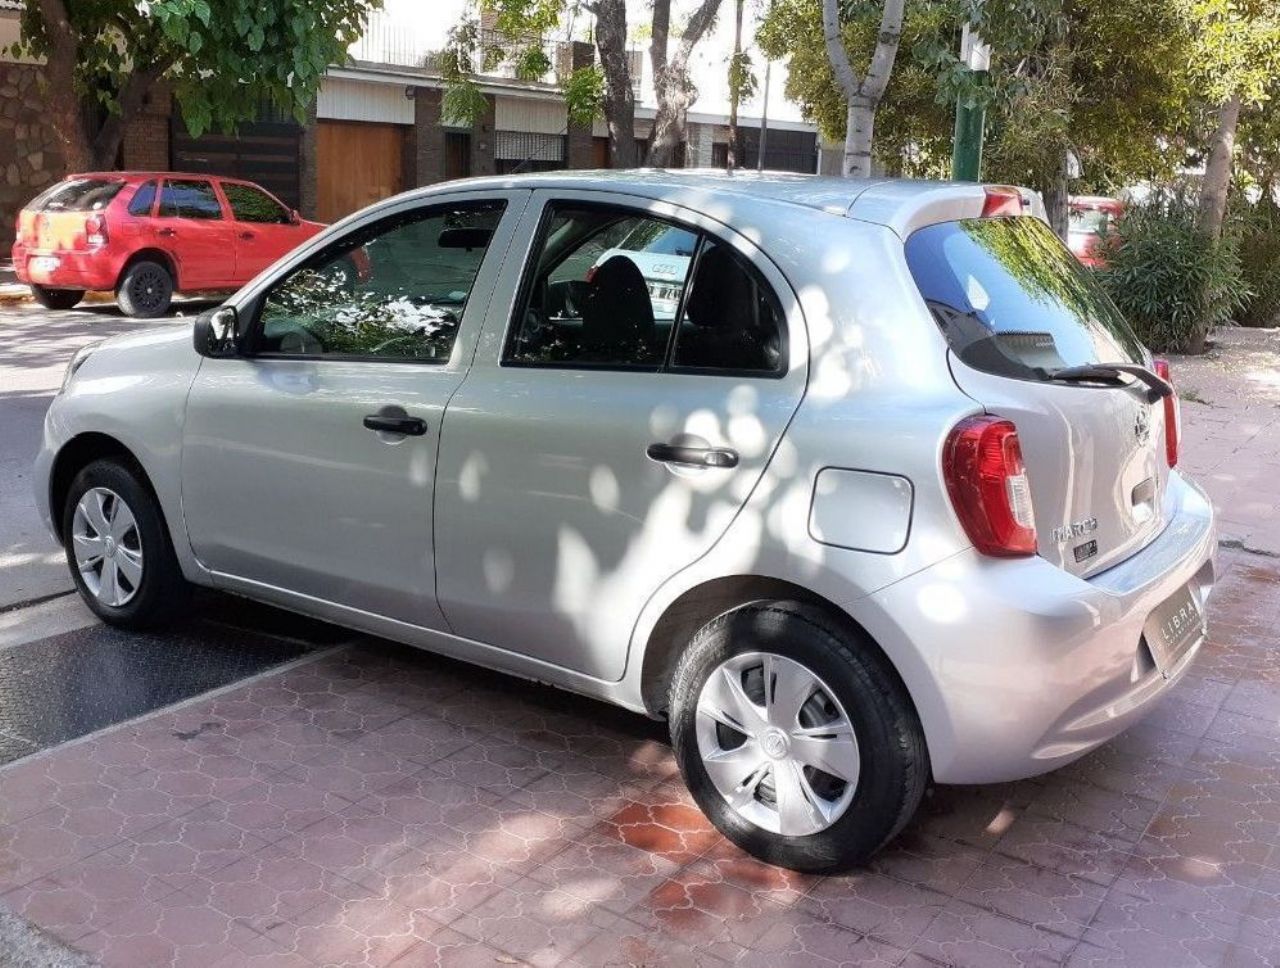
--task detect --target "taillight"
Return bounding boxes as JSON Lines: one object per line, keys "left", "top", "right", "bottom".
{"left": 943, "top": 415, "right": 1038, "bottom": 556}
{"left": 85, "top": 214, "right": 108, "bottom": 247}
{"left": 981, "top": 186, "right": 1025, "bottom": 218}
{"left": 1153, "top": 358, "right": 1180, "bottom": 467}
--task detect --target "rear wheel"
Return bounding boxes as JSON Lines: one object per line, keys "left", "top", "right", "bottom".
{"left": 62, "top": 458, "right": 190, "bottom": 628}
{"left": 669, "top": 602, "right": 928, "bottom": 872}
{"left": 31, "top": 285, "right": 84, "bottom": 310}
{"left": 116, "top": 260, "right": 174, "bottom": 318}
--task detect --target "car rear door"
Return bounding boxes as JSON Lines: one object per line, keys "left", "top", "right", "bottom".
{"left": 154, "top": 178, "right": 236, "bottom": 289}
{"left": 433, "top": 190, "right": 808, "bottom": 680}
{"left": 219, "top": 180, "right": 308, "bottom": 281}
{"left": 905, "top": 214, "right": 1172, "bottom": 576}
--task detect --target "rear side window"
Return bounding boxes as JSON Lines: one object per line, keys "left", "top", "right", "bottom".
{"left": 30, "top": 178, "right": 125, "bottom": 213}
{"left": 128, "top": 181, "right": 157, "bottom": 216}
{"left": 158, "top": 180, "right": 223, "bottom": 220}
{"left": 223, "top": 182, "right": 291, "bottom": 224}
{"left": 906, "top": 217, "right": 1145, "bottom": 380}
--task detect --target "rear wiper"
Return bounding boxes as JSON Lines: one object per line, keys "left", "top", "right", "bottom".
{"left": 1037, "top": 362, "right": 1173, "bottom": 403}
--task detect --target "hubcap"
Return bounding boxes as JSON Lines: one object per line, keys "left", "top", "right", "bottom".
{"left": 695, "top": 651, "right": 860, "bottom": 837}
{"left": 71, "top": 487, "right": 143, "bottom": 607}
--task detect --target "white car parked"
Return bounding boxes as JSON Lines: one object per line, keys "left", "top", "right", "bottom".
{"left": 35, "top": 172, "right": 1215, "bottom": 871}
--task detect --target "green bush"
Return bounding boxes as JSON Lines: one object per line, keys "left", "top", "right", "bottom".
{"left": 1097, "top": 194, "right": 1249, "bottom": 354}
{"left": 1233, "top": 196, "right": 1280, "bottom": 328}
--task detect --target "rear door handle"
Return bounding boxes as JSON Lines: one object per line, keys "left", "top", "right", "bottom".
{"left": 646, "top": 442, "right": 739, "bottom": 469}
{"left": 363, "top": 414, "right": 427, "bottom": 436}
{"left": 157, "top": 227, "right": 176, "bottom": 238}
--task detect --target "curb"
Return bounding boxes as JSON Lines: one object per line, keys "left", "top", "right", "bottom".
{"left": 0, "top": 288, "right": 116, "bottom": 306}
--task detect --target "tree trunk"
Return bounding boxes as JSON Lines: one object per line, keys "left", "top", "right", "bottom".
{"left": 645, "top": 0, "right": 722, "bottom": 167}
{"left": 1198, "top": 94, "right": 1241, "bottom": 239}
{"left": 593, "top": 0, "right": 637, "bottom": 168}
{"left": 726, "top": 0, "right": 744, "bottom": 169}
{"left": 1042, "top": 151, "right": 1071, "bottom": 240}
{"left": 821, "top": 0, "right": 903, "bottom": 179}
{"left": 843, "top": 97, "right": 875, "bottom": 177}
{"left": 37, "top": 0, "right": 94, "bottom": 171}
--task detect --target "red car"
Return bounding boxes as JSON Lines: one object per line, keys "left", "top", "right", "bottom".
{"left": 14, "top": 172, "right": 325, "bottom": 317}
{"left": 1067, "top": 195, "right": 1125, "bottom": 268}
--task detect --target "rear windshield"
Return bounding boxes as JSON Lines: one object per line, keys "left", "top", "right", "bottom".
{"left": 905, "top": 216, "right": 1144, "bottom": 380}
{"left": 30, "top": 178, "right": 126, "bottom": 213}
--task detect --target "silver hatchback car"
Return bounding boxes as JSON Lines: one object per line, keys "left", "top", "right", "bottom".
{"left": 35, "top": 172, "right": 1216, "bottom": 871}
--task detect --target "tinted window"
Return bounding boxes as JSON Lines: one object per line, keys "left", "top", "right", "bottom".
{"left": 255, "top": 202, "right": 504, "bottom": 362}
{"left": 31, "top": 178, "right": 125, "bottom": 213}
{"left": 223, "top": 182, "right": 290, "bottom": 224}
{"left": 158, "top": 180, "right": 223, "bottom": 220}
{"left": 905, "top": 217, "right": 1145, "bottom": 380}
{"left": 506, "top": 205, "right": 696, "bottom": 368}
{"left": 673, "top": 240, "right": 786, "bottom": 373}
{"left": 127, "top": 181, "right": 156, "bottom": 217}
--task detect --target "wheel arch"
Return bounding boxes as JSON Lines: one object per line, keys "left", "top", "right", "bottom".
{"left": 49, "top": 432, "right": 160, "bottom": 544}
{"left": 116, "top": 248, "right": 179, "bottom": 291}
{"left": 638, "top": 575, "right": 921, "bottom": 728}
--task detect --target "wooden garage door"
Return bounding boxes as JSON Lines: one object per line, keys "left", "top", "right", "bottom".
{"left": 317, "top": 120, "right": 406, "bottom": 223}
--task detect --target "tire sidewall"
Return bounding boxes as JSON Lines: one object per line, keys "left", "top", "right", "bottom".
{"left": 118, "top": 261, "right": 174, "bottom": 318}
{"left": 670, "top": 602, "right": 925, "bottom": 872}
{"left": 62, "top": 459, "right": 182, "bottom": 628}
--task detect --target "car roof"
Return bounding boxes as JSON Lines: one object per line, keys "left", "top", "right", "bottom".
{"left": 410, "top": 169, "right": 1042, "bottom": 235}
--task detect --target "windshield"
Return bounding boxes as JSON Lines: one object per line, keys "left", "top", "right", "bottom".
{"left": 31, "top": 178, "right": 126, "bottom": 213}
{"left": 1069, "top": 208, "right": 1111, "bottom": 236}
{"left": 905, "top": 216, "right": 1145, "bottom": 380}
{"left": 619, "top": 224, "right": 698, "bottom": 257}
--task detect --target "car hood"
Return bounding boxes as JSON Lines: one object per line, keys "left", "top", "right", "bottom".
{"left": 73, "top": 321, "right": 200, "bottom": 387}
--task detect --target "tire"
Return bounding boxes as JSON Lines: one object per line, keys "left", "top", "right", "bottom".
{"left": 116, "top": 260, "right": 174, "bottom": 318}
{"left": 31, "top": 285, "right": 85, "bottom": 310}
{"left": 62, "top": 458, "right": 191, "bottom": 629}
{"left": 669, "top": 601, "right": 929, "bottom": 873}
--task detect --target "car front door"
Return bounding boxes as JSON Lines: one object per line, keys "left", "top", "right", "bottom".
{"left": 219, "top": 180, "right": 307, "bottom": 281}
{"left": 154, "top": 178, "right": 236, "bottom": 289}
{"left": 434, "top": 191, "right": 809, "bottom": 680}
{"left": 181, "top": 190, "right": 526, "bottom": 628}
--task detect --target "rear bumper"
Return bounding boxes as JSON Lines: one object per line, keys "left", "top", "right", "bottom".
{"left": 12, "top": 244, "right": 118, "bottom": 291}
{"left": 862, "top": 471, "right": 1217, "bottom": 784}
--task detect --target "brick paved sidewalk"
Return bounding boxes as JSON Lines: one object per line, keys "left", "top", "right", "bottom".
{"left": 1, "top": 543, "right": 1278, "bottom": 968}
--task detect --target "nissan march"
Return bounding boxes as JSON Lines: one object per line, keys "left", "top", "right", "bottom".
{"left": 34, "top": 172, "right": 1216, "bottom": 872}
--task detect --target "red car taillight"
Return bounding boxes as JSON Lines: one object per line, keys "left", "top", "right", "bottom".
{"left": 981, "top": 186, "right": 1026, "bottom": 218}
{"left": 84, "top": 214, "right": 108, "bottom": 247}
{"left": 943, "top": 415, "right": 1038, "bottom": 557}
{"left": 1153, "top": 358, "right": 1180, "bottom": 467}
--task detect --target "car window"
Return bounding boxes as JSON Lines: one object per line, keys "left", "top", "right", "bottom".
{"left": 672, "top": 239, "right": 787, "bottom": 374}
{"left": 158, "top": 180, "right": 223, "bottom": 220}
{"left": 254, "top": 202, "right": 504, "bottom": 362}
{"left": 1068, "top": 209, "right": 1110, "bottom": 236}
{"left": 906, "top": 216, "right": 1145, "bottom": 381}
{"left": 506, "top": 204, "right": 697, "bottom": 368}
{"left": 223, "top": 182, "right": 291, "bottom": 224}
{"left": 127, "top": 181, "right": 157, "bottom": 217}
{"left": 31, "top": 178, "right": 125, "bottom": 213}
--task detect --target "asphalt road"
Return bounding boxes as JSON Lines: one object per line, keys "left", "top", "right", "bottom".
{"left": 0, "top": 298, "right": 213, "bottom": 610}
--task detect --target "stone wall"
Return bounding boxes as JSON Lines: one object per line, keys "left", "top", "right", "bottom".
{"left": 0, "top": 63, "right": 65, "bottom": 248}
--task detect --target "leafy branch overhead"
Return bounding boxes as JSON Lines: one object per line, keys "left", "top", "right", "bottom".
{"left": 16, "top": 0, "right": 379, "bottom": 171}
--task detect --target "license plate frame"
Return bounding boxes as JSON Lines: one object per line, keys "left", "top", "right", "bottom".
{"left": 1144, "top": 583, "right": 1205, "bottom": 675}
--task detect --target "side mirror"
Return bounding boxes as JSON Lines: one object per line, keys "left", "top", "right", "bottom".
{"left": 193, "top": 305, "right": 240, "bottom": 358}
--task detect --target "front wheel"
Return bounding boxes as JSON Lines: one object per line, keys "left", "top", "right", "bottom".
{"left": 668, "top": 602, "right": 929, "bottom": 872}
{"left": 31, "top": 285, "right": 85, "bottom": 310}
{"left": 116, "top": 260, "right": 174, "bottom": 318}
{"left": 63, "top": 458, "right": 191, "bottom": 628}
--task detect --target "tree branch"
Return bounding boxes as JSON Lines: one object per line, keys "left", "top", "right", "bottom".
{"left": 821, "top": 0, "right": 861, "bottom": 101}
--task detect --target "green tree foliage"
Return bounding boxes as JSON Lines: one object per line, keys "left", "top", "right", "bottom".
{"left": 1097, "top": 193, "right": 1248, "bottom": 353}
{"left": 16, "top": 0, "right": 377, "bottom": 171}
{"left": 1232, "top": 194, "right": 1280, "bottom": 328}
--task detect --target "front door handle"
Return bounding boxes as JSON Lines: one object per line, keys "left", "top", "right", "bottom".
{"left": 363, "top": 414, "right": 427, "bottom": 436}
{"left": 239, "top": 231, "right": 255, "bottom": 241}
{"left": 157, "top": 228, "right": 176, "bottom": 238}
{"left": 646, "top": 442, "right": 739, "bottom": 469}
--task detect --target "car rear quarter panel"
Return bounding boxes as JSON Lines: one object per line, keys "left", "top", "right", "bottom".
{"left": 622, "top": 206, "right": 981, "bottom": 715}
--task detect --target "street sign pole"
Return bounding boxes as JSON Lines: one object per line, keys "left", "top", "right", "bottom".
{"left": 951, "top": 24, "right": 990, "bottom": 182}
